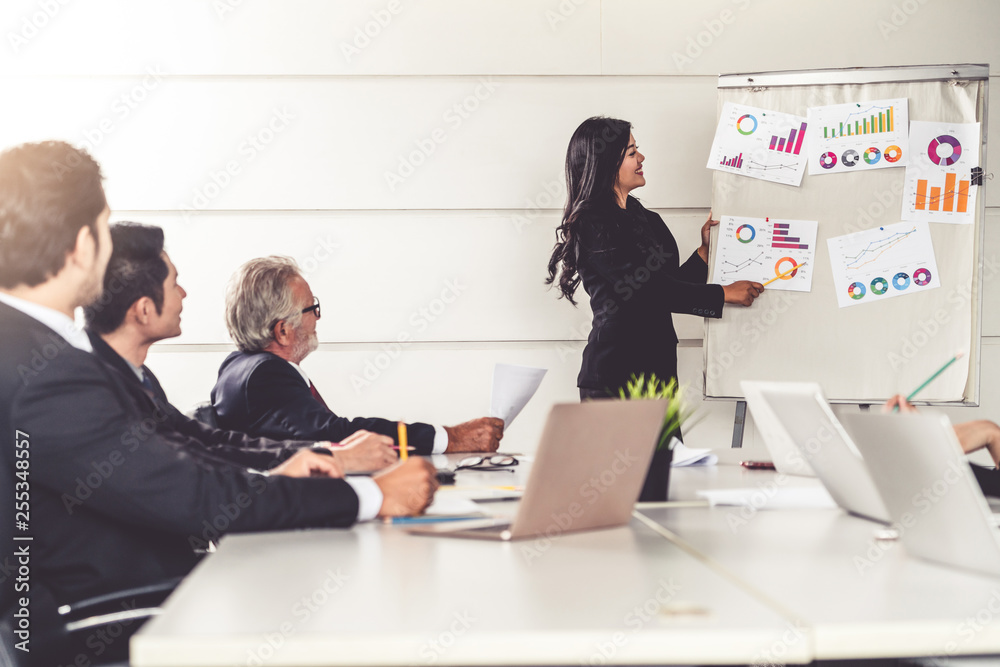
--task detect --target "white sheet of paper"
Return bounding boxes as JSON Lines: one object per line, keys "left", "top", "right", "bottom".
{"left": 490, "top": 363, "right": 547, "bottom": 427}
{"left": 671, "top": 441, "right": 718, "bottom": 467}
{"left": 696, "top": 486, "right": 836, "bottom": 509}
{"left": 807, "top": 98, "right": 909, "bottom": 175}
{"left": 901, "top": 121, "right": 980, "bottom": 225}
{"left": 424, "top": 495, "right": 487, "bottom": 517}
{"left": 712, "top": 216, "right": 817, "bottom": 292}
{"left": 826, "top": 220, "right": 940, "bottom": 308}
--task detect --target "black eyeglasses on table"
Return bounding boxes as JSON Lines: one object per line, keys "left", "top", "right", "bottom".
{"left": 301, "top": 297, "right": 321, "bottom": 319}
{"left": 454, "top": 455, "right": 518, "bottom": 472}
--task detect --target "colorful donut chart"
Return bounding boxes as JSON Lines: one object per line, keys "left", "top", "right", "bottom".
{"left": 928, "top": 135, "right": 961, "bottom": 166}
{"left": 892, "top": 272, "right": 911, "bottom": 290}
{"left": 774, "top": 257, "right": 799, "bottom": 280}
{"left": 736, "top": 224, "right": 756, "bottom": 243}
{"left": 863, "top": 147, "right": 881, "bottom": 165}
{"left": 736, "top": 114, "right": 758, "bottom": 135}
{"left": 870, "top": 277, "right": 889, "bottom": 295}
{"left": 820, "top": 152, "right": 838, "bottom": 169}
{"left": 913, "top": 267, "right": 932, "bottom": 286}
{"left": 884, "top": 145, "right": 903, "bottom": 163}
{"left": 848, "top": 282, "right": 866, "bottom": 300}
{"left": 842, "top": 149, "right": 860, "bottom": 167}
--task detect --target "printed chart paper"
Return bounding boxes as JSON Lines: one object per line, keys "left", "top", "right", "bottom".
{"left": 807, "top": 98, "right": 908, "bottom": 175}
{"left": 713, "top": 216, "right": 817, "bottom": 292}
{"left": 707, "top": 103, "right": 809, "bottom": 187}
{"left": 902, "top": 121, "right": 980, "bottom": 225}
{"left": 827, "top": 221, "right": 940, "bottom": 308}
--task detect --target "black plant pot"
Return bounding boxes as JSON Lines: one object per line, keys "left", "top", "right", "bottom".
{"left": 638, "top": 446, "right": 673, "bottom": 502}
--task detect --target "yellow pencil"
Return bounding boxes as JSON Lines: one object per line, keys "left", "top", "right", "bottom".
{"left": 762, "top": 261, "right": 807, "bottom": 287}
{"left": 397, "top": 422, "right": 408, "bottom": 461}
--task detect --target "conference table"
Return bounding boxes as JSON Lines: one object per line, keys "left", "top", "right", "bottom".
{"left": 130, "top": 450, "right": 1000, "bottom": 665}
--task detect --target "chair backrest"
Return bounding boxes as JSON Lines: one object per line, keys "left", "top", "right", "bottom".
{"left": 187, "top": 401, "right": 218, "bottom": 428}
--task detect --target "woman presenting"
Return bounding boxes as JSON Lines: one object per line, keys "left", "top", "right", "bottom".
{"left": 546, "top": 117, "right": 764, "bottom": 400}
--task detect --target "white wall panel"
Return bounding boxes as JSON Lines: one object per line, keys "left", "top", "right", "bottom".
{"left": 0, "top": 0, "right": 601, "bottom": 75}
{"left": 146, "top": 343, "right": 738, "bottom": 454}
{"left": 118, "top": 208, "right": 715, "bottom": 344}
{"left": 0, "top": 76, "right": 720, "bottom": 210}
{"left": 602, "top": 0, "right": 1000, "bottom": 77}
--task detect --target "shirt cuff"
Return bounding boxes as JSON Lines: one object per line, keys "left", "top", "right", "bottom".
{"left": 433, "top": 425, "right": 448, "bottom": 454}
{"left": 345, "top": 477, "right": 383, "bottom": 521}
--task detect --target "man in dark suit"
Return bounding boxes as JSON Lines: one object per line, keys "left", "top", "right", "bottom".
{"left": 82, "top": 221, "right": 397, "bottom": 473}
{"left": 0, "top": 142, "right": 435, "bottom": 662}
{"left": 212, "top": 256, "right": 505, "bottom": 455}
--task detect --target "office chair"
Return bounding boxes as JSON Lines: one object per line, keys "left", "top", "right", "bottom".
{"left": 2, "top": 577, "right": 180, "bottom": 667}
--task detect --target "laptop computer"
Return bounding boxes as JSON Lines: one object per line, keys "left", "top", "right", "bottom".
{"left": 841, "top": 412, "right": 1000, "bottom": 578}
{"left": 742, "top": 381, "right": 891, "bottom": 524}
{"left": 407, "top": 399, "right": 666, "bottom": 541}
{"left": 742, "top": 381, "right": 816, "bottom": 477}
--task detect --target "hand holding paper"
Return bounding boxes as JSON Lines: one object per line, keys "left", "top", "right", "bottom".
{"left": 490, "top": 363, "right": 547, "bottom": 428}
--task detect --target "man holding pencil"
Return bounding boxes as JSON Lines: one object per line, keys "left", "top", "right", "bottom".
{"left": 212, "top": 256, "right": 504, "bottom": 455}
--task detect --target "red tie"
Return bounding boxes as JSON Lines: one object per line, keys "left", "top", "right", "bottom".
{"left": 309, "top": 381, "right": 330, "bottom": 410}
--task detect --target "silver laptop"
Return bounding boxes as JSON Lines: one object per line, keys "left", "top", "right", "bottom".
{"left": 841, "top": 412, "right": 1000, "bottom": 578}
{"left": 743, "top": 381, "right": 891, "bottom": 524}
{"left": 407, "top": 399, "right": 666, "bottom": 541}
{"left": 742, "top": 381, "right": 816, "bottom": 477}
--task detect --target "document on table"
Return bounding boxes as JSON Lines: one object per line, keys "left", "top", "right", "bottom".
{"left": 671, "top": 440, "right": 718, "bottom": 467}
{"left": 490, "top": 363, "right": 546, "bottom": 427}
{"left": 697, "top": 486, "right": 836, "bottom": 509}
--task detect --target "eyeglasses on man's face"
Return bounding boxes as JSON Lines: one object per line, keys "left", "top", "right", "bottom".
{"left": 454, "top": 455, "right": 518, "bottom": 472}
{"left": 301, "top": 297, "right": 321, "bottom": 320}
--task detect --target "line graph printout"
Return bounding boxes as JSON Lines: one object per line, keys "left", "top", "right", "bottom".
{"left": 826, "top": 220, "right": 940, "bottom": 308}
{"left": 713, "top": 216, "right": 818, "bottom": 292}
{"left": 707, "top": 103, "right": 809, "bottom": 186}
{"left": 902, "top": 121, "right": 980, "bottom": 225}
{"left": 807, "top": 98, "right": 909, "bottom": 175}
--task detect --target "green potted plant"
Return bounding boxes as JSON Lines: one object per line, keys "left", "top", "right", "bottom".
{"left": 616, "top": 373, "right": 697, "bottom": 502}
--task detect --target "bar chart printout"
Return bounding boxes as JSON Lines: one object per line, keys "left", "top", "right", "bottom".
{"left": 826, "top": 220, "right": 940, "bottom": 308}
{"left": 902, "top": 121, "right": 979, "bottom": 224}
{"left": 707, "top": 103, "right": 809, "bottom": 186}
{"left": 807, "top": 98, "right": 909, "bottom": 175}
{"left": 712, "top": 216, "right": 817, "bottom": 293}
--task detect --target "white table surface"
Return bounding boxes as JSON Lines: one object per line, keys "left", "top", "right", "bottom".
{"left": 131, "top": 517, "right": 807, "bottom": 666}
{"left": 645, "top": 463, "right": 1000, "bottom": 660}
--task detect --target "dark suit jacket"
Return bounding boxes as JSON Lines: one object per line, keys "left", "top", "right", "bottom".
{"left": 0, "top": 302, "right": 361, "bottom": 621}
{"left": 212, "top": 351, "right": 437, "bottom": 454}
{"left": 87, "top": 332, "right": 306, "bottom": 471}
{"left": 575, "top": 198, "right": 725, "bottom": 393}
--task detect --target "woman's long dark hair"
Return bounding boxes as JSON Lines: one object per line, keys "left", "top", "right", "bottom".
{"left": 545, "top": 117, "right": 632, "bottom": 305}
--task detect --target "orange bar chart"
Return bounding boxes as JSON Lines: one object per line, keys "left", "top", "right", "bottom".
{"left": 915, "top": 173, "right": 970, "bottom": 212}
